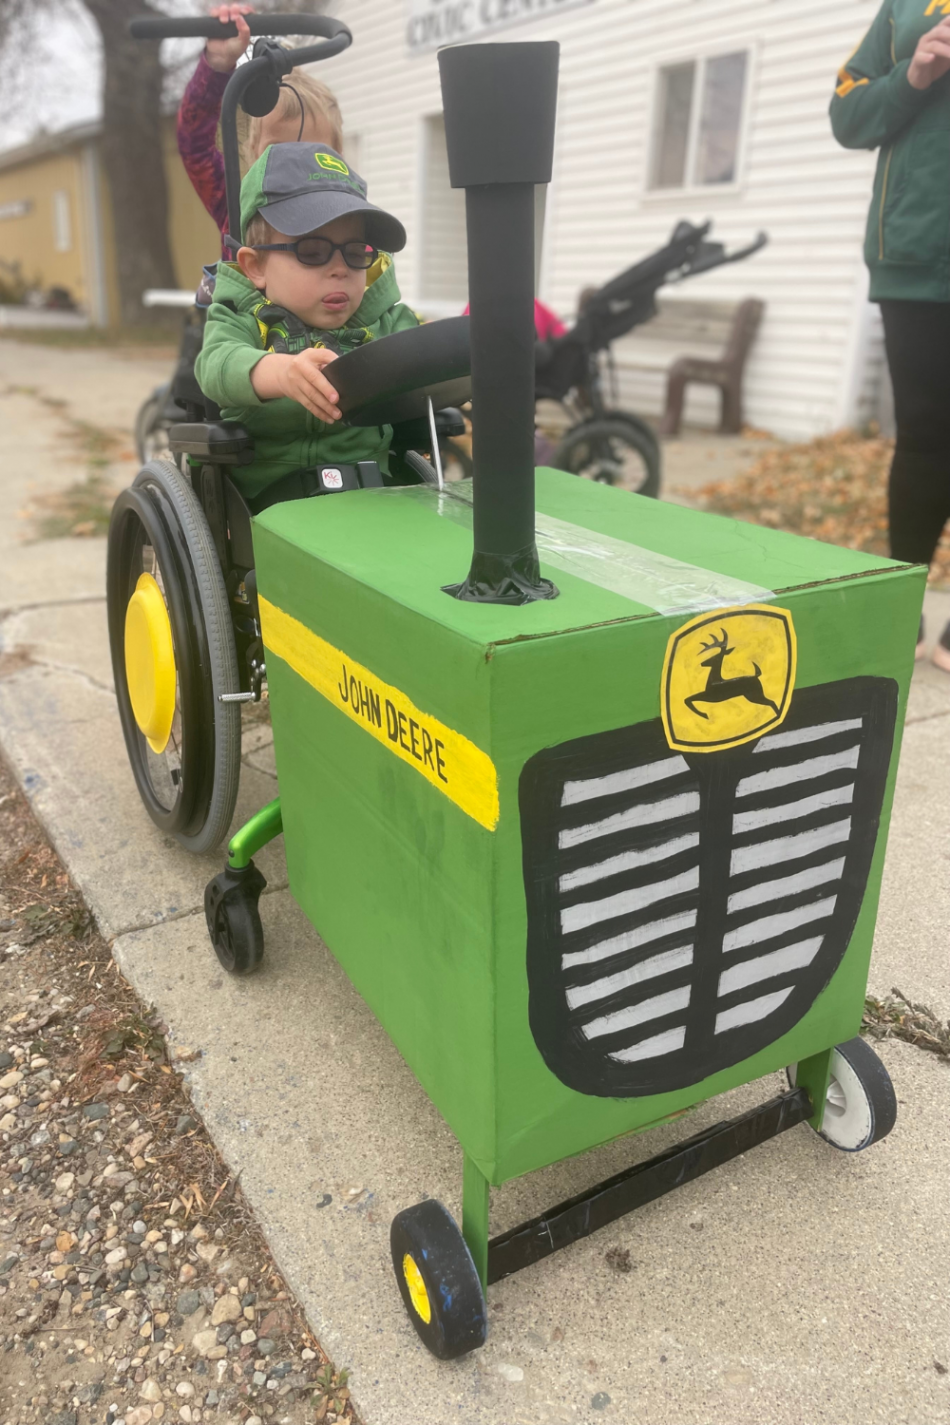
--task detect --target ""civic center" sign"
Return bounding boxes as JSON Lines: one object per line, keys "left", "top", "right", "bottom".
{"left": 406, "top": 0, "right": 593, "bottom": 54}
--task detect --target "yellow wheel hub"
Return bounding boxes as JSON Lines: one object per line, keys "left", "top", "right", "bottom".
{"left": 402, "top": 1252, "right": 431, "bottom": 1324}
{"left": 124, "top": 572, "right": 177, "bottom": 754}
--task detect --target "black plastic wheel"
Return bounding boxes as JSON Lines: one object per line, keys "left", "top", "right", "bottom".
{"left": 106, "top": 459, "right": 241, "bottom": 853}
{"left": 390, "top": 1200, "right": 487, "bottom": 1359}
{"left": 552, "top": 414, "right": 662, "bottom": 497}
{"left": 134, "top": 385, "right": 173, "bottom": 464}
{"left": 788, "top": 1037, "right": 897, "bottom": 1152}
{"left": 204, "top": 861, "right": 266, "bottom": 974}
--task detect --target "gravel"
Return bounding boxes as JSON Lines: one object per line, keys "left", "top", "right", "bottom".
{"left": 0, "top": 758, "right": 356, "bottom": 1425}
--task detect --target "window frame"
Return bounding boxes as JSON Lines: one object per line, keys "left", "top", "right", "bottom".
{"left": 644, "top": 40, "right": 756, "bottom": 200}
{"left": 52, "top": 188, "right": 72, "bottom": 252}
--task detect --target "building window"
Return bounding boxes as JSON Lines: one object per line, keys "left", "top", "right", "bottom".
{"left": 52, "top": 189, "right": 72, "bottom": 252}
{"left": 649, "top": 50, "right": 749, "bottom": 191}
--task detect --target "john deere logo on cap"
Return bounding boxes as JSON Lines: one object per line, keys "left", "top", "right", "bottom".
{"left": 661, "top": 605, "right": 796, "bottom": 753}
{"left": 314, "top": 152, "right": 349, "bottom": 175}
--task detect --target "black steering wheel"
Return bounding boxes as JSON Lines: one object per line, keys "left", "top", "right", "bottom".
{"left": 328, "top": 316, "right": 471, "bottom": 426}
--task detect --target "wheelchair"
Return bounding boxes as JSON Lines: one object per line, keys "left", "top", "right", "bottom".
{"left": 107, "top": 319, "right": 471, "bottom": 853}
{"left": 110, "top": 11, "right": 472, "bottom": 853}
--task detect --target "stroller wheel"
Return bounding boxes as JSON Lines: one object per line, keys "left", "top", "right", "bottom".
{"left": 552, "top": 415, "right": 661, "bottom": 498}
{"left": 787, "top": 1037, "right": 897, "bottom": 1152}
{"left": 390, "top": 1200, "right": 487, "bottom": 1359}
{"left": 107, "top": 458, "right": 242, "bottom": 853}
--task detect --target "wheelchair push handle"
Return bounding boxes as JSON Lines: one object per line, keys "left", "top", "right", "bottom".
{"left": 129, "top": 14, "right": 349, "bottom": 42}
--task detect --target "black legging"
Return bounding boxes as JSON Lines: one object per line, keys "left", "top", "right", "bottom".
{"left": 880, "top": 299, "right": 950, "bottom": 568}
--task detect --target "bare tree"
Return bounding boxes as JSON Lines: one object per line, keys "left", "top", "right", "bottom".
{"left": 82, "top": 0, "right": 178, "bottom": 325}
{"left": 0, "top": 0, "right": 333, "bottom": 325}
{"left": 0, "top": 0, "right": 177, "bottom": 324}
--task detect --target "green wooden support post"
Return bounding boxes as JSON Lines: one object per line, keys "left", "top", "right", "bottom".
{"left": 462, "top": 1152, "right": 490, "bottom": 1292}
{"left": 795, "top": 1046, "right": 835, "bottom": 1133}
{"left": 228, "top": 797, "right": 283, "bottom": 870}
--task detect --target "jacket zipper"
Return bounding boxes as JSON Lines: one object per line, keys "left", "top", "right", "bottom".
{"left": 878, "top": 145, "right": 893, "bottom": 261}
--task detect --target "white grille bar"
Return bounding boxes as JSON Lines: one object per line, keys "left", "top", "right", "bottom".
{"left": 727, "top": 858, "right": 845, "bottom": 914}
{"left": 755, "top": 718, "right": 863, "bottom": 753}
{"left": 731, "top": 818, "right": 851, "bottom": 876}
{"left": 566, "top": 944, "right": 694, "bottom": 1010}
{"left": 559, "top": 833, "right": 700, "bottom": 893}
{"left": 733, "top": 783, "right": 854, "bottom": 835}
{"left": 561, "top": 909, "right": 698, "bottom": 970}
{"left": 561, "top": 756, "right": 690, "bottom": 807}
{"left": 736, "top": 746, "right": 860, "bottom": 799}
{"left": 561, "top": 868, "right": 700, "bottom": 935}
{"left": 718, "top": 937, "right": 823, "bottom": 998}
{"left": 559, "top": 791, "right": 700, "bottom": 850}
{"left": 582, "top": 986, "right": 691, "bottom": 1041}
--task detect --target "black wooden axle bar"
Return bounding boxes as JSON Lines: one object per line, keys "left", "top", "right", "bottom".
{"left": 486, "top": 1087, "right": 812, "bottom": 1285}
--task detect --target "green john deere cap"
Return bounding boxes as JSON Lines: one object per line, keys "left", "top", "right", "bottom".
{"left": 240, "top": 143, "right": 407, "bottom": 252}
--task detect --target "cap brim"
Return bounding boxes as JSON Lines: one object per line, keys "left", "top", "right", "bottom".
{"left": 259, "top": 189, "right": 407, "bottom": 253}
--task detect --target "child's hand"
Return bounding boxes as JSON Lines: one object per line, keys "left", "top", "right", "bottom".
{"left": 252, "top": 349, "right": 343, "bottom": 422}
{"left": 206, "top": 4, "right": 253, "bottom": 73}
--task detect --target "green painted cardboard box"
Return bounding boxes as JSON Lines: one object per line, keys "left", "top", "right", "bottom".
{"left": 252, "top": 469, "right": 924, "bottom": 1188}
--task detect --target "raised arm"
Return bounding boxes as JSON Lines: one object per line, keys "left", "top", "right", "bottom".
{"left": 176, "top": 6, "right": 253, "bottom": 237}
{"left": 830, "top": 2, "right": 933, "bottom": 150}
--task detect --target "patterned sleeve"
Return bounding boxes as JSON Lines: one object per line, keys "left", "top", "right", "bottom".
{"left": 177, "top": 50, "right": 232, "bottom": 247}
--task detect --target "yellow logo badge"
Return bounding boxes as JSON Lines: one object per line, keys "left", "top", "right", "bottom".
{"left": 661, "top": 605, "right": 797, "bottom": 754}
{"left": 314, "top": 152, "right": 349, "bottom": 175}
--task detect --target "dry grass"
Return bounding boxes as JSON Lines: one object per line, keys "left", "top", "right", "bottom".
{"left": 691, "top": 428, "right": 950, "bottom": 586}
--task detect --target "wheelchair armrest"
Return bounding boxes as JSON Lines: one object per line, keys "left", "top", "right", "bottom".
{"left": 168, "top": 421, "right": 255, "bottom": 466}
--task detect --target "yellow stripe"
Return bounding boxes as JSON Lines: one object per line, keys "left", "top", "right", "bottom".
{"left": 259, "top": 596, "right": 499, "bottom": 831}
{"left": 835, "top": 70, "right": 869, "bottom": 98}
{"left": 878, "top": 146, "right": 893, "bottom": 261}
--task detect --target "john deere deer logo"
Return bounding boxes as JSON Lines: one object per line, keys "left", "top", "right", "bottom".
{"left": 662, "top": 605, "right": 797, "bottom": 753}
{"left": 684, "top": 628, "right": 781, "bottom": 721}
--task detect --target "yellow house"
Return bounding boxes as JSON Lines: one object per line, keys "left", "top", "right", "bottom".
{"left": 0, "top": 117, "right": 220, "bottom": 326}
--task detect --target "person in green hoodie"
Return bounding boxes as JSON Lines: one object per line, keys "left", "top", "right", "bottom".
{"left": 831, "top": 5, "right": 950, "bottom": 670}
{"left": 195, "top": 142, "right": 419, "bottom": 508}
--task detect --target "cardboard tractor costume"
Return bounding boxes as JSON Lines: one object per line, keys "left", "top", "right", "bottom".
{"left": 113, "top": 19, "right": 924, "bottom": 1364}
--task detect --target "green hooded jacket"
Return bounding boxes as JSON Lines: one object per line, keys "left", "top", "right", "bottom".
{"left": 831, "top": 1, "right": 950, "bottom": 302}
{"left": 194, "top": 255, "right": 420, "bottom": 500}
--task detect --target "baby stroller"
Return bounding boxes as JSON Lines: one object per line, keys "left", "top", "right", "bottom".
{"left": 538, "top": 220, "right": 767, "bottom": 497}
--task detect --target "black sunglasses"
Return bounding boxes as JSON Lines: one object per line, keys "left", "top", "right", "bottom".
{"left": 250, "top": 236, "right": 379, "bottom": 270}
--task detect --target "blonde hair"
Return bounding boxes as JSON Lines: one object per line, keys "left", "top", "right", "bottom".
{"left": 244, "top": 68, "right": 343, "bottom": 166}
{"left": 243, "top": 213, "right": 278, "bottom": 248}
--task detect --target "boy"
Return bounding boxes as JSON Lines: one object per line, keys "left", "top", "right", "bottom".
{"left": 195, "top": 143, "right": 419, "bottom": 507}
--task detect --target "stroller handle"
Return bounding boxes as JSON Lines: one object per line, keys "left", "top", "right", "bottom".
{"left": 129, "top": 15, "right": 349, "bottom": 42}
{"left": 130, "top": 14, "right": 353, "bottom": 248}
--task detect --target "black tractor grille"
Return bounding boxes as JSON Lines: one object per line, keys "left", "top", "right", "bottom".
{"left": 520, "top": 677, "right": 897, "bottom": 1098}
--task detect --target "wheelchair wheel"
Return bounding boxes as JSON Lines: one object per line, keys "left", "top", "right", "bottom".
{"left": 134, "top": 385, "right": 173, "bottom": 465}
{"left": 107, "top": 458, "right": 242, "bottom": 853}
{"left": 552, "top": 415, "right": 661, "bottom": 497}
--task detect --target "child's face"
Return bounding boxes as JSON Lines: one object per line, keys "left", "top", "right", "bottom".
{"left": 238, "top": 214, "right": 369, "bottom": 329}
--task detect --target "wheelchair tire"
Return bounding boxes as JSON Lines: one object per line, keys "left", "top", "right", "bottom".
{"left": 552, "top": 415, "right": 662, "bottom": 498}
{"left": 134, "top": 385, "right": 172, "bottom": 465}
{"left": 107, "top": 458, "right": 242, "bottom": 854}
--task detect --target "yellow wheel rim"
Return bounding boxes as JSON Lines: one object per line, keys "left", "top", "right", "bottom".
{"left": 402, "top": 1252, "right": 431, "bottom": 1324}
{"left": 124, "top": 571, "right": 177, "bottom": 754}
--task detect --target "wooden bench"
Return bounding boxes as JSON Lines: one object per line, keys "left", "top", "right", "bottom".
{"left": 612, "top": 296, "right": 764, "bottom": 437}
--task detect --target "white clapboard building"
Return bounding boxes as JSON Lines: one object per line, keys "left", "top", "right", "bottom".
{"left": 324, "top": 0, "right": 886, "bottom": 440}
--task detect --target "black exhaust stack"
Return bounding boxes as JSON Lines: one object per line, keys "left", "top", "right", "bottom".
{"left": 439, "top": 42, "right": 560, "bottom": 605}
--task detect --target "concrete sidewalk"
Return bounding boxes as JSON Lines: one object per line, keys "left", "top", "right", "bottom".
{"left": 1, "top": 339, "right": 948, "bottom": 1425}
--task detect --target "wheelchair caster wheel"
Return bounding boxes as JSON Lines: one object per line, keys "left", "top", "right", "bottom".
{"left": 390, "top": 1199, "right": 487, "bottom": 1359}
{"left": 788, "top": 1037, "right": 897, "bottom": 1152}
{"left": 204, "top": 861, "right": 266, "bottom": 975}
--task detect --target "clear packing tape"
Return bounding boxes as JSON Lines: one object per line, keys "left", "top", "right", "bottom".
{"left": 396, "top": 484, "right": 774, "bottom": 616}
